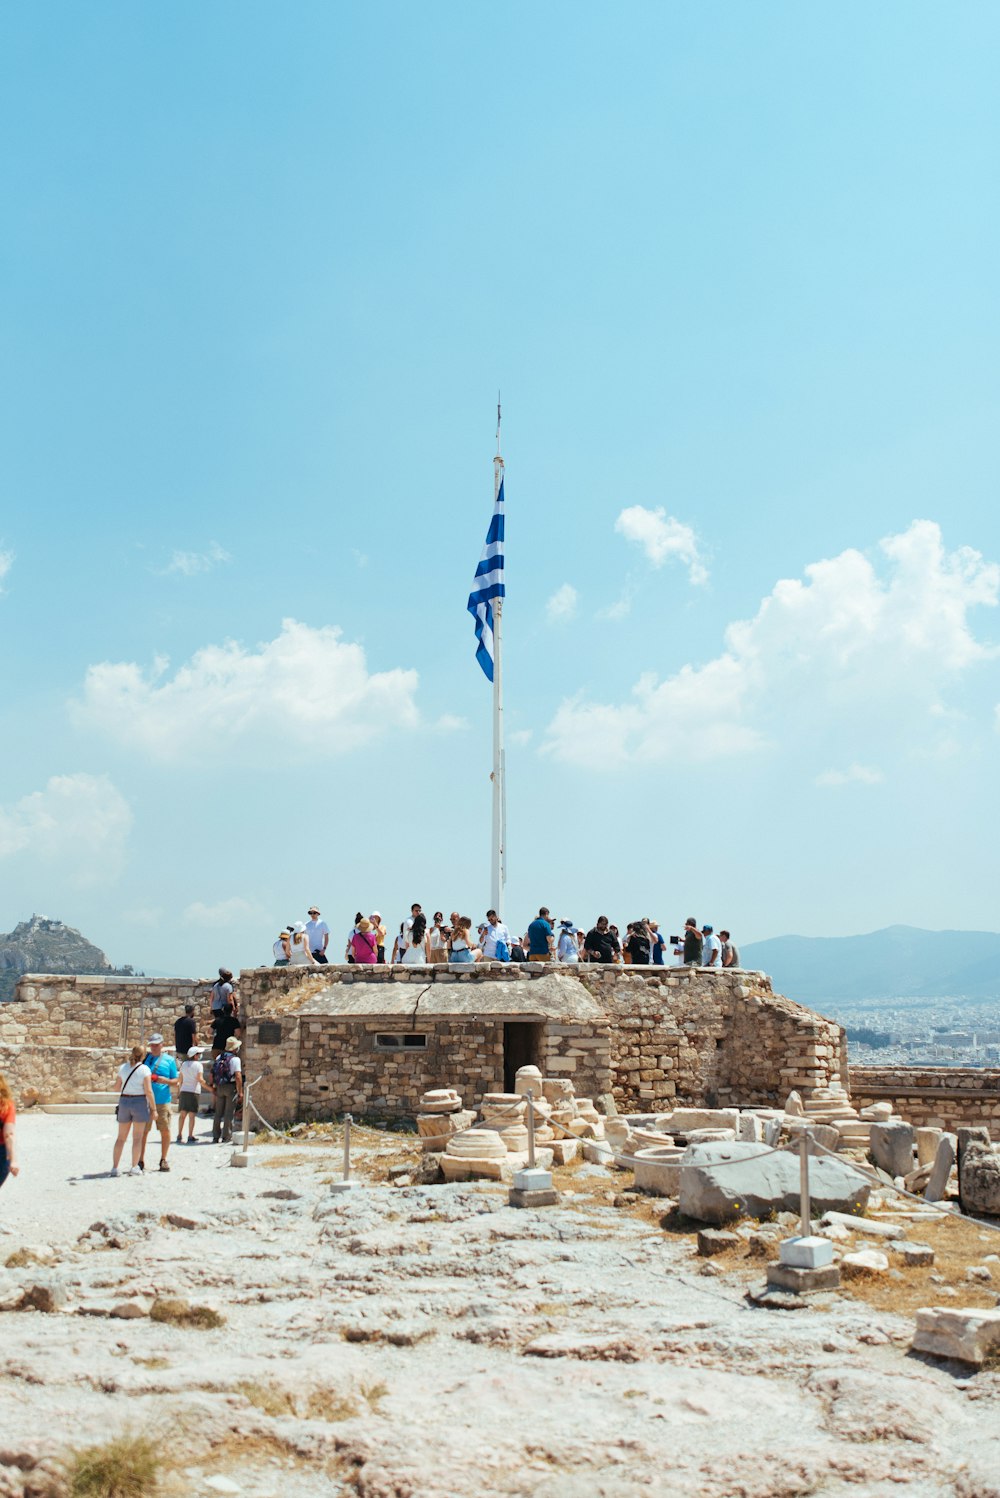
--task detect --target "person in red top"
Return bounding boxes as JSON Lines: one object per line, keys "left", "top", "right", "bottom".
{"left": 0, "top": 1073, "right": 19, "bottom": 1189}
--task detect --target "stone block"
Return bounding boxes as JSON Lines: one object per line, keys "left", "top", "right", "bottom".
{"left": 664, "top": 1107, "right": 740, "bottom": 1134}
{"left": 841, "top": 1249, "right": 889, "bottom": 1276}
{"left": 916, "top": 1126, "right": 943, "bottom": 1167}
{"left": 912, "top": 1306, "right": 1000, "bottom": 1365}
{"left": 678, "top": 1142, "right": 870, "bottom": 1226}
{"left": 697, "top": 1229, "right": 742, "bottom": 1256}
{"left": 959, "top": 1143, "right": 1000, "bottom": 1216}
{"left": 891, "top": 1241, "right": 934, "bottom": 1267}
{"left": 869, "top": 1122, "right": 915, "bottom": 1178}
{"left": 766, "top": 1262, "right": 840, "bottom": 1293}
{"left": 779, "top": 1235, "right": 834, "bottom": 1269}
{"left": 924, "top": 1132, "right": 956, "bottom": 1203}
{"left": 509, "top": 1187, "right": 559, "bottom": 1208}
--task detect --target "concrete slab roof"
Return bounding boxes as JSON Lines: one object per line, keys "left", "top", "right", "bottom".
{"left": 292, "top": 973, "right": 608, "bottom": 1023}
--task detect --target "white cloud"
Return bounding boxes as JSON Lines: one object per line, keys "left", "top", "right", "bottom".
{"left": 815, "top": 764, "right": 885, "bottom": 788}
{"left": 434, "top": 713, "right": 469, "bottom": 732}
{"left": 0, "top": 773, "right": 132, "bottom": 882}
{"left": 71, "top": 618, "right": 420, "bottom": 765}
{"left": 543, "top": 521, "right": 999, "bottom": 770}
{"left": 162, "top": 541, "right": 231, "bottom": 577}
{"left": 509, "top": 729, "right": 534, "bottom": 747}
{"left": 0, "top": 548, "right": 13, "bottom": 590}
{"left": 615, "top": 506, "right": 708, "bottom": 585}
{"left": 546, "top": 583, "right": 579, "bottom": 624}
{"left": 183, "top": 897, "right": 258, "bottom": 927}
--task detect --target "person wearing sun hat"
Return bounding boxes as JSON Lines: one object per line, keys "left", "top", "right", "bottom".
{"left": 211, "top": 1037, "right": 244, "bottom": 1144}
{"left": 304, "top": 906, "right": 330, "bottom": 963}
{"left": 272, "top": 928, "right": 292, "bottom": 966}
{"left": 556, "top": 920, "right": 580, "bottom": 964}
{"left": 139, "top": 1032, "right": 179, "bottom": 1172}
{"left": 348, "top": 917, "right": 378, "bottom": 965}
{"left": 289, "top": 921, "right": 319, "bottom": 966}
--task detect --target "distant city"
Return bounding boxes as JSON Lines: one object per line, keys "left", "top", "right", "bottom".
{"left": 825, "top": 995, "right": 1000, "bottom": 1068}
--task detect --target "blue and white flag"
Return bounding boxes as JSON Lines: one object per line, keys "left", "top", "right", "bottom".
{"left": 467, "top": 474, "right": 505, "bottom": 681}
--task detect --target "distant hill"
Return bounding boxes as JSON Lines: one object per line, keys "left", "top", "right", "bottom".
{"left": 0, "top": 914, "right": 135, "bottom": 1002}
{"left": 742, "top": 925, "right": 1000, "bottom": 1007}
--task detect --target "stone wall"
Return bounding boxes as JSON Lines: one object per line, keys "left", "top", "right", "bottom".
{"left": 0, "top": 1043, "right": 132, "bottom": 1106}
{"left": 4, "top": 963, "right": 845, "bottom": 1119}
{"left": 851, "top": 1066, "right": 1000, "bottom": 1136}
{"left": 573, "top": 966, "right": 846, "bottom": 1113}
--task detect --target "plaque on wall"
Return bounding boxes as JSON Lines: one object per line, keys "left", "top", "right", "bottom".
{"left": 258, "top": 1022, "right": 282, "bottom": 1045}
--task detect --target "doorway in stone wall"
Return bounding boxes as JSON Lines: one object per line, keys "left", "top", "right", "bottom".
{"left": 503, "top": 1022, "right": 544, "bottom": 1094}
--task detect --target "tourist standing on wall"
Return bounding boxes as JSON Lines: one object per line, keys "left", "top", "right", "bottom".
{"left": 401, "top": 913, "right": 430, "bottom": 964}
{"left": 0, "top": 1073, "right": 19, "bottom": 1188}
{"left": 584, "top": 916, "right": 620, "bottom": 963}
{"left": 273, "top": 929, "right": 291, "bottom": 966}
{"left": 139, "top": 1033, "right": 179, "bottom": 1173}
{"left": 211, "top": 972, "right": 240, "bottom": 1051}
{"left": 370, "top": 911, "right": 386, "bottom": 964}
{"left": 701, "top": 925, "right": 722, "bottom": 968}
{"left": 649, "top": 921, "right": 667, "bottom": 966}
{"left": 682, "top": 919, "right": 703, "bottom": 966}
{"left": 305, "top": 906, "right": 330, "bottom": 963}
{"left": 112, "top": 1046, "right": 155, "bottom": 1176}
{"left": 349, "top": 918, "right": 379, "bottom": 964}
{"left": 429, "top": 912, "right": 448, "bottom": 964}
{"left": 481, "top": 910, "right": 512, "bottom": 961}
{"left": 176, "top": 1046, "right": 214, "bottom": 1143}
{"left": 211, "top": 1038, "right": 243, "bottom": 1144}
{"left": 625, "top": 920, "right": 652, "bottom": 965}
{"left": 345, "top": 913, "right": 363, "bottom": 962}
{"left": 526, "top": 908, "right": 554, "bottom": 962}
{"left": 719, "top": 930, "right": 740, "bottom": 968}
{"left": 556, "top": 920, "right": 580, "bottom": 963}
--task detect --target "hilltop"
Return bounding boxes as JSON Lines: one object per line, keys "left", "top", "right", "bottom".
{"left": 742, "top": 924, "right": 1000, "bottom": 1008}
{"left": 0, "top": 914, "right": 134, "bottom": 1002}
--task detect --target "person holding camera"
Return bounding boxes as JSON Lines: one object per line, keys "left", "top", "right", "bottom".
{"left": 584, "top": 915, "right": 620, "bottom": 963}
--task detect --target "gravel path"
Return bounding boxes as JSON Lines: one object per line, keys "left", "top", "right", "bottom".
{"left": 1, "top": 1116, "right": 999, "bottom": 1498}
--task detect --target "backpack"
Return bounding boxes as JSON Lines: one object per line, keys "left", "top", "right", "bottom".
{"left": 212, "top": 1052, "right": 236, "bottom": 1085}
{"left": 494, "top": 938, "right": 511, "bottom": 962}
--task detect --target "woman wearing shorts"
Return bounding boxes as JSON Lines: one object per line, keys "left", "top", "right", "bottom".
{"left": 177, "top": 1045, "right": 214, "bottom": 1144}
{"left": 113, "top": 1045, "right": 156, "bottom": 1176}
{"left": 0, "top": 1073, "right": 19, "bottom": 1189}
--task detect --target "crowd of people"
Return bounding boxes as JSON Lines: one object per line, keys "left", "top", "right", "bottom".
{"left": 269, "top": 903, "right": 741, "bottom": 970}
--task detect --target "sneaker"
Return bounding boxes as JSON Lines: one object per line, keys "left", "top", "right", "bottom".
{"left": 159, "top": 1160, "right": 170, "bottom": 1172}
{"left": 128, "top": 1165, "right": 141, "bottom": 1176}
{"left": 110, "top": 1166, "right": 120, "bottom": 1177}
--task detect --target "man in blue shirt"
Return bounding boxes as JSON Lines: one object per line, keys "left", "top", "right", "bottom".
{"left": 526, "top": 907, "right": 554, "bottom": 962}
{"left": 141, "top": 1032, "right": 179, "bottom": 1173}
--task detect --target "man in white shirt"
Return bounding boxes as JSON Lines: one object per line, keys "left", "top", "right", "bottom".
{"left": 701, "top": 924, "right": 723, "bottom": 968}
{"left": 305, "top": 906, "right": 330, "bottom": 964}
{"left": 481, "top": 909, "right": 511, "bottom": 960}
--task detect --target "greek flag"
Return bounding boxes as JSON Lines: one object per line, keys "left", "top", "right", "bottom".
{"left": 467, "top": 475, "right": 505, "bottom": 681}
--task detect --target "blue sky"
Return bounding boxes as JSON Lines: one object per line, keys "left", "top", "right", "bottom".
{"left": 1, "top": 2, "right": 998, "bottom": 976}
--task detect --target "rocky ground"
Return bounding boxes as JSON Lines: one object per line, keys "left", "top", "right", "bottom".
{"left": 1, "top": 1115, "right": 999, "bottom": 1498}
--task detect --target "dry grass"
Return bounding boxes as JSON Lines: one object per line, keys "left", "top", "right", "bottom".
{"left": 131, "top": 1357, "right": 169, "bottom": 1371}
{"left": 69, "top": 1431, "right": 160, "bottom": 1497}
{"left": 149, "top": 1298, "right": 224, "bottom": 1330}
{"left": 237, "top": 1380, "right": 298, "bottom": 1418}
{"left": 835, "top": 1213, "right": 1000, "bottom": 1317}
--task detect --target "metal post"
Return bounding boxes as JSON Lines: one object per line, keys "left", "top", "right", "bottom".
{"left": 343, "top": 1113, "right": 352, "bottom": 1183}
{"left": 241, "top": 1079, "right": 252, "bottom": 1153}
{"left": 799, "top": 1130, "right": 812, "bottom": 1237}
{"left": 525, "top": 1090, "right": 536, "bottom": 1169}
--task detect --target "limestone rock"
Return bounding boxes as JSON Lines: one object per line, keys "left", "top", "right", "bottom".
{"left": 784, "top": 1091, "right": 804, "bottom": 1117}
{"left": 892, "top": 1241, "right": 934, "bottom": 1267}
{"left": 841, "top": 1249, "right": 889, "bottom": 1277}
{"left": 513, "top": 1066, "right": 543, "bottom": 1097}
{"left": 631, "top": 1145, "right": 685, "bottom": 1197}
{"left": 447, "top": 1129, "right": 506, "bottom": 1159}
{"left": 604, "top": 1118, "right": 631, "bottom": 1152}
{"left": 869, "top": 1122, "right": 915, "bottom": 1179}
{"left": 959, "top": 1142, "right": 1000, "bottom": 1217}
{"left": 860, "top": 1102, "right": 893, "bottom": 1121}
{"left": 678, "top": 1142, "right": 870, "bottom": 1226}
{"left": 697, "top": 1229, "right": 741, "bottom": 1256}
{"left": 912, "top": 1306, "right": 1000, "bottom": 1365}
{"left": 924, "top": 1132, "right": 956, "bottom": 1203}
{"left": 542, "top": 1078, "right": 575, "bottom": 1103}
{"left": 664, "top": 1107, "right": 740, "bottom": 1135}
{"left": 916, "top": 1127, "right": 943, "bottom": 1168}
{"left": 19, "top": 1275, "right": 68, "bottom": 1313}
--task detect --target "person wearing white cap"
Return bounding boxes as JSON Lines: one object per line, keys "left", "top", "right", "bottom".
{"left": 139, "top": 1033, "right": 179, "bottom": 1172}
{"left": 176, "top": 1045, "right": 215, "bottom": 1144}
{"left": 305, "top": 906, "right": 330, "bottom": 963}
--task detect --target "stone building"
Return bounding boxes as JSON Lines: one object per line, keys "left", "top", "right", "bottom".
{"left": 236, "top": 962, "right": 849, "bottom": 1126}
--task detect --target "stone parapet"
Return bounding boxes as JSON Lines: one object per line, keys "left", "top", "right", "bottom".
{"left": 851, "top": 1065, "right": 1000, "bottom": 1136}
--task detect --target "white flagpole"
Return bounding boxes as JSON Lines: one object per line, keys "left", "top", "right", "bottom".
{"left": 490, "top": 442, "right": 505, "bottom": 914}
